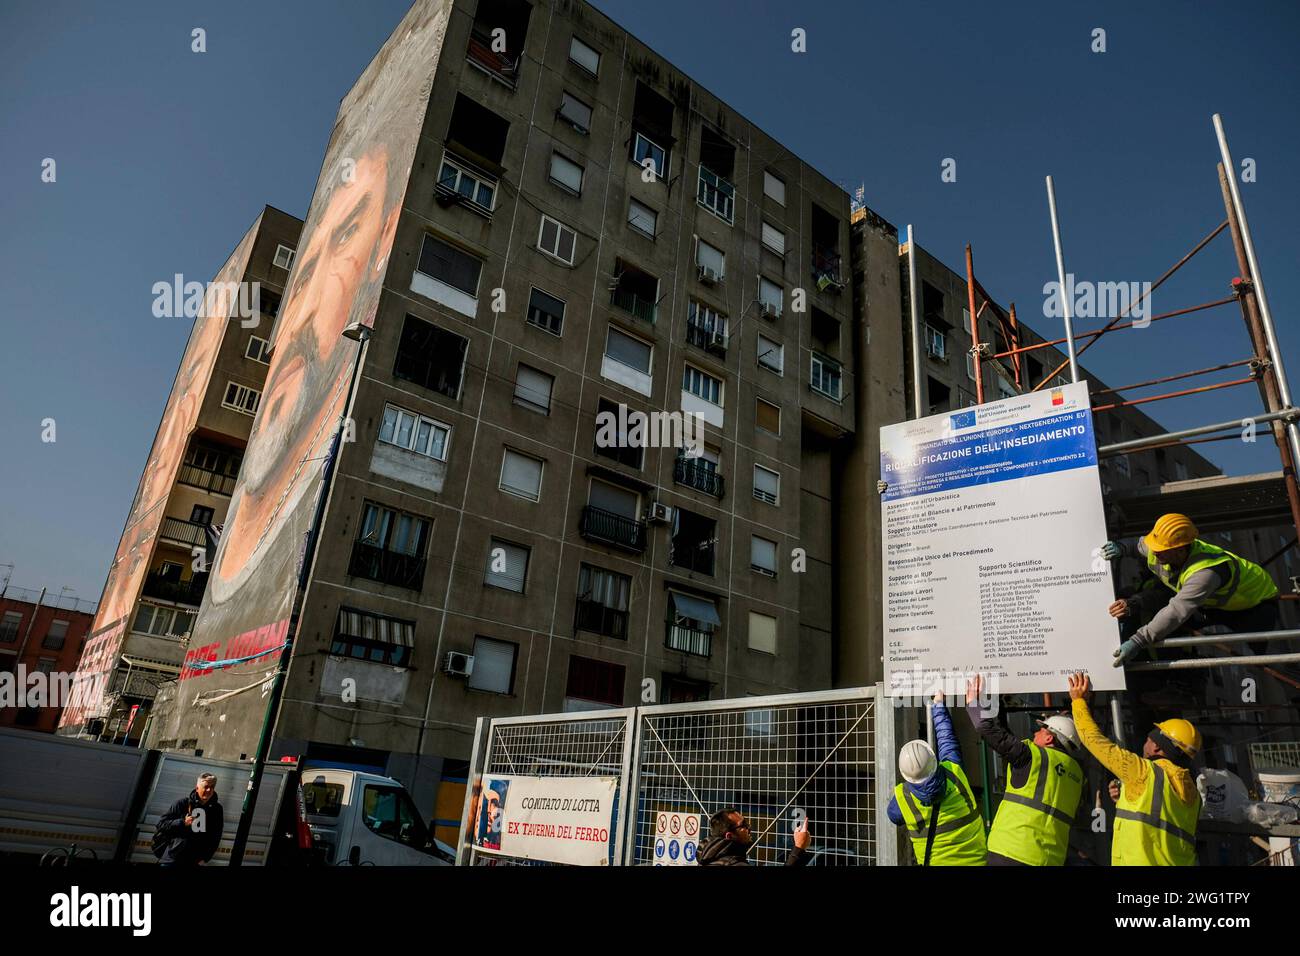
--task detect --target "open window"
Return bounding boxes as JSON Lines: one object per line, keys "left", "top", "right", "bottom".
{"left": 811, "top": 307, "right": 840, "bottom": 356}
{"left": 810, "top": 202, "right": 843, "bottom": 291}
{"left": 393, "top": 314, "right": 469, "bottom": 400}
{"left": 697, "top": 126, "right": 736, "bottom": 223}
{"left": 466, "top": 0, "right": 531, "bottom": 88}
{"left": 670, "top": 507, "right": 716, "bottom": 576}
{"left": 629, "top": 81, "right": 674, "bottom": 181}
{"left": 609, "top": 259, "right": 659, "bottom": 324}
{"left": 439, "top": 95, "right": 510, "bottom": 214}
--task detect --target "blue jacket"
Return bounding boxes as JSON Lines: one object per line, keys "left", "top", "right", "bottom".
{"left": 888, "top": 700, "right": 962, "bottom": 826}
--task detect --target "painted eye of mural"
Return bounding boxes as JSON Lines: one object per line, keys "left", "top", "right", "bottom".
{"left": 291, "top": 256, "right": 317, "bottom": 298}
{"left": 337, "top": 220, "right": 360, "bottom": 246}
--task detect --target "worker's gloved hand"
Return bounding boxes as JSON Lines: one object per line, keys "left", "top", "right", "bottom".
{"left": 1099, "top": 541, "right": 1123, "bottom": 561}
{"left": 1112, "top": 639, "right": 1142, "bottom": 668}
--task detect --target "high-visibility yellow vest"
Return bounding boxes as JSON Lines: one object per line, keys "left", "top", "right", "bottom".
{"left": 987, "top": 742, "right": 1084, "bottom": 866}
{"left": 896, "top": 761, "right": 987, "bottom": 866}
{"left": 1146, "top": 539, "right": 1277, "bottom": 611}
{"left": 1112, "top": 762, "right": 1200, "bottom": 866}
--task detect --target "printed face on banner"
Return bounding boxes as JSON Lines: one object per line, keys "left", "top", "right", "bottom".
{"left": 879, "top": 381, "right": 1124, "bottom": 696}
{"left": 472, "top": 775, "right": 619, "bottom": 866}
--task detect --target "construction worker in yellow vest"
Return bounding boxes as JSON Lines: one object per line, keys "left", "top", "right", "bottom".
{"left": 1067, "top": 672, "right": 1202, "bottom": 865}
{"left": 964, "top": 675, "right": 1085, "bottom": 865}
{"left": 887, "top": 693, "right": 987, "bottom": 866}
{"left": 1100, "top": 513, "right": 1279, "bottom": 666}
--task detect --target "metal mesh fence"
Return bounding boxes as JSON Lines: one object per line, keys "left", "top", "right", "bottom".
{"left": 1249, "top": 741, "right": 1300, "bottom": 773}
{"left": 630, "top": 692, "right": 879, "bottom": 866}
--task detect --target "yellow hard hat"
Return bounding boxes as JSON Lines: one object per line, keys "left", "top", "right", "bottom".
{"left": 1152, "top": 718, "right": 1202, "bottom": 760}
{"left": 1145, "top": 513, "right": 1198, "bottom": 553}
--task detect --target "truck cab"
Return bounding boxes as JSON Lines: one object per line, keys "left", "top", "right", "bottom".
{"left": 300, "top": 768, "right": 451, "bottom": 866}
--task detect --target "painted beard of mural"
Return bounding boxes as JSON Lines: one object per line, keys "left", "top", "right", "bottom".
{"left": 213, "top": 148, "right": 398, "bottom": 595}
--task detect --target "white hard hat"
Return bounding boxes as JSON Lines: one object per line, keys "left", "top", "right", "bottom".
{"left": 899, "top": 739, "right": 938, "bottom": 784}
{"left": 1037, "top": 714, "right": 1082, "bottom": 754}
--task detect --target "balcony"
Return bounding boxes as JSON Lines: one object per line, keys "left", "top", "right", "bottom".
{"left": 142, "top": 572, "right": 208, "bottom": 606}
{"left": 685, "top": 318, "right": 727, "bottom": 358}
{"left": 465, "top": 30, "right": 519, "bottom": 87}
{"left": 697, "top": 167, "right": 735, "bottom": 223}
{"left": 666, "top": 622, "right": 712, "bottom": 657}
{"left": 579, "top": 505, "right": 647, "bottom": 553}
{"left": 574, "top": 599, "right": 629, "bottom": 640}
{"left": 610, "top": 287, "right": 657, "bottom": 325}
{"left": 811, "top": 246, "right": 844, "bottom": 292}
{"left": 107, "top": 668, "right": 169, "bottom": 701}
{"left": 159, "top": 517, "right": 208, "bottom": 549}
{"left": 673, "top": 456, "right": 724, "bottom": 498}
{"left": 176, "top": 463, "right": 237, "bottom": 495}
{"left": 348, "top": 541, "right": 428, "bottom": 591}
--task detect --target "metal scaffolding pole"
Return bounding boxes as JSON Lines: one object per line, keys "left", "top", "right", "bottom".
{"left": 907, "top": 224, "right": 924, "bottom": 417}
{"left": 1045, "top": 175, "right": 1079, "bottom": 382}
{"left": 1097, "top": 407, "right": 1299, "bottom": 457}
{"left": 1214, "top": 113, "right": 1300, "bottom": 476}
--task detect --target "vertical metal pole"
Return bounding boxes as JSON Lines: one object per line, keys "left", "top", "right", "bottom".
{"left": 1008, "top": 303, "right": 1022, "bottom": 390}
{"left": 966, "top": 245, "right": 984, "bottom": 403}
{"left": 1109, "top": 695, "right": 1126, "bottom": 748}
{"left": 1213, "top": 114, "right": 1300, "bottom": 474}
{"left": 925, "top": 700, "right": 936, "bottom": 750}
{"left": 456, "top": 717, "right": 486, "bottom": 866}
{"left": 1046, "top": 175, "right": 1079, "bottom": 382}
{"left": 874, "top": 685, "right": 899, "bottom": 865}
{"left": 907, "top": 225, "right": 924, "bottom": 417}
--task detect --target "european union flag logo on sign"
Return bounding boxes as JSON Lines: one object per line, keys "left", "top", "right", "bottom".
{"left": 949, "top": 410, "right": 976, "bottom": 430}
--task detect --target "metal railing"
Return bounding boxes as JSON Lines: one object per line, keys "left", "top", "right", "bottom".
{"left": 579, "top": 506, "right": 647, "bottom": 553}
{"left": 574, "top": 599, "right": 629, "bottom": 640}
{"left": 348, "top": 541, "right": 427, "bottom": 591}
{"left": 669, "top": 539, "right": 715, "bottom": 575}
{"left": 176, "top": 462, "right": 237, "bottom": 495}
{"left": 685, "top": 318, "right": 727, "bottom": 357}
{"left": 665, "top": 622, "right": 712, "bottom": 657}
{"left": 610, "top": 287, "right": 657, "bottom": 324}
{"left": 673, "top": 456, "right": 725, "bottom": 498}
{"left": 142, "top": 572, "right": 207, "bottom": 606}
{"left": 0, "top": 587, "right": 97, "bottom": 615}
{"left": 812, "top": 246, "right": 843, "bottom": 289}
{"left": 159, "top": 517, "right": 207, "bottom": 548}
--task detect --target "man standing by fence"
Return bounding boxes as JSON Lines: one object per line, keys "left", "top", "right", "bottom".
{"left": 697, "top": 809, "right": 811, "bottom": 866}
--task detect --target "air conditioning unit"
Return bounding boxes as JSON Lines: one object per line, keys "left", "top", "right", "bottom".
{"left": 760, "top": 302, "right": 781, "bottom": 320}
{"left": 443, "top": 651, "right": 475, "bottom": 678}
{"left": 697, "top": 265, "right": 719, "bottom": 285}
{"left": 645, "top": 501, "right": 672, "bottom": 524}
{"left": 707, "top": 330, "right": 728, "bottom": 350}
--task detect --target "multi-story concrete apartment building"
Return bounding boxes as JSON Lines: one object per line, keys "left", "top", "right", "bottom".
{"left": 58, "top": 206, "right": 302, "bottom": 743}
{"left": 0, "top": 586, "right": 96, "bottom": 733}
{"left": 145, "top": 0, "right": 866, "bottom": 828}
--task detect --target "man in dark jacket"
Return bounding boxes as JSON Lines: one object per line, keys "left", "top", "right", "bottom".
{"left": 696, "top": 808, "right": 811, "bottom": 866}
{"left": 157, "top": 772, "right": 224, "bottom": 866}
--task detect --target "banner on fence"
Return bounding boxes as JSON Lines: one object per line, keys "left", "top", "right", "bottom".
{"left": 880, "top": 380, "right": 1123, "bottom": 695}
{"left": 471, "top": 774, "right": 619, "bottom": 865}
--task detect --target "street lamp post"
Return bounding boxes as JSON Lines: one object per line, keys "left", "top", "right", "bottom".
{"left": 228, "top": 321, "right": 371, "bottom": 866}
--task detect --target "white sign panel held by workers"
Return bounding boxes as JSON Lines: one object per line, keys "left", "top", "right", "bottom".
{"left": 470, "top": 774, "right": 619, "bottom": 865}
{"left": 879, "top": 380, "right": 1124, "bottom": 695}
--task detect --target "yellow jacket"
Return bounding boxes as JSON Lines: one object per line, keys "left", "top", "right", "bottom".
{"left": 1070, "top": 699, "right": 1197, "bottom": 805}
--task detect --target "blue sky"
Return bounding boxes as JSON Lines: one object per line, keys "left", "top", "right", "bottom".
{"left": 2, "top": 0, "right": 1298, "bottom": 601}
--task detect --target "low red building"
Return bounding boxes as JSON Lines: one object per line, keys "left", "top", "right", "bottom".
{"left": 0, "top": 587, "right": 97, "bottom": 733}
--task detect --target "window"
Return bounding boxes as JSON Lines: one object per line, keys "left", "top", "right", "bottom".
{"left": 811, "top": 353, "right": 842, "bottom": 400}
{"left": 361, "top": 785, "right": 428, "bottom": 849}
{"left": 1114, "top": 454, "right": 1131, "bottom": 478}
{"left": 763, "top": 170, "right": 786, "bottom": 206}
{"left": 674, "top": 444, "right": 723, "bottom": 497}
{"left": 1, "top": 611, "right": 22, "bottom": 643}
{"left": 628, "top": 199, "right": 657, "bottom": 238}
{"left": 132, "top": 604, "right": 195, "bottom": 639}
{"left": 997, "top": 378, "right": 1017, "bottom": 400}
{"left": 575, "top": 564, "right": 631, "bottom": 640}
{"left": 921, "top": 282, "right": 945, "bottom": 324}
{"left": 191, "top": 505, "right": 214, "bottom": 526}
{"left": 499, "top": 449, "right": 544, "bottom": 501}
{"left": 1175, "top": 460, "right": 1189, "bottom": 481}
{"left": 751, "top": 535, "right": 778, "bottom": 576}
{"left": 925, "top": 324, "right": 946, "bottom": 359}
{"left": 379, "top": 404, "right": 450, "bottom": 461}
{"left": 393, "top": 314, "right": 469, "bottom": 400}
{"left": 222, "top": 382, "right": 261, "bottom": 416}
{"left": 564, "top": 655, "right": 624, "bottom": 710}
{"left": 445, "top": 93, "right": 509, "bottom": 168}
{"left": 605, "top": 326, "right": 652, "bottom": 375}
{"left": 538, "top": 215, "right": 577, "bottom": 264}
{"left": 753, "top": 465, "right": 780, "bottom": 505}
{"left": 273, "top": 244, "right": 296, "bottom": 270}
{"left": 413, "top": 234, "right": 482, "bottom": 317}
{"left": 514, "top": 364, "right": 553, "bottom": 413}
{"left": 256, "top": 288, "right": 281, "bottom": 319}
{"left": 748, "top": 611, "right": 777, "bottom": 654}
{"left": 437, "top": 153, "right": 497, "bottom": 213}
{"left": 966, "top": 351, "right": 976, "bottom": 380}
{"left": 246, "top": 336, "right": 271, "bottom": 364}
{"left": 569, "top": 36, "right": 600, "bottom": 75}
{"left": 761, "top": 222, "right": 786, "bottom": 256}
{"left": 468, "top": 636, "right": 517, "bottom": 694}
{"left": 485, "top": 539, "right": 529, "bottom": 592}
{"left": 670, "top": 508, "right": 717, "bottom": 575}
{"left": 757, "top": 334, "right": 783, "bottom": 374}
{"left": 549, "top": 152, "right": 584, "bottom": 194}
{"left": 633, "top": 132, "right": 667, "bottom": 180}
{"left": 594, "top": 397, "right": 644, "bottom": 470}
{"left": 557, "top": 91, "right": 592, "bottom": 132}
{"left": 682, "top": 365, "right": 722, "bottom": 406}
{"left": 42, "top": 619, "right": 69, "bottom": 651}
{"left": 587, "top": 479, "right": 640, "bottom": 520}
{"left": 696, "top": 240, "right": 725, "bottom": 281}
{"left": 350, "top": 502, "right": 431, "bottom": 590}
{"left": 466, "top": 0, "right": 530, "bottom": 86}
{"left": 333, "top": 607, "right": 414, "bottom": 667}
{"left": 756, "top": 398, "right": 781, "bottom": 435}
{"left": 698, "top": 166, "right": 735, "bottom": 223}
{"left": 686, "top": 300, "right": 727, "bottom": 352}
{"left": 610, "top": 260, "right": 659, "bottom": 324}
{"left": 524, "top": 287, "right": 566, "bottom": 336}
{"left": 667, "top": 591, "right": 720, "bottom": 657}
{"left": 759, "top": 277, "right": 783, "bottom": 317}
